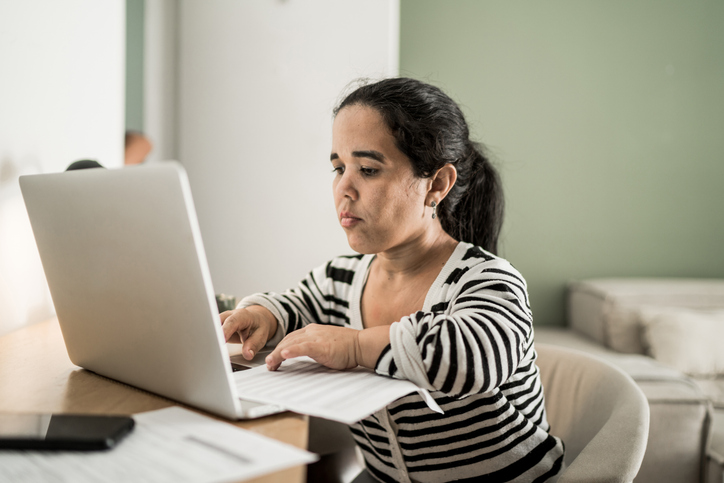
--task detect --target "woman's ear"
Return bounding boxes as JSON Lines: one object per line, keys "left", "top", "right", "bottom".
{"left": 428, "top": 164, "right": 457, "bottom": 204}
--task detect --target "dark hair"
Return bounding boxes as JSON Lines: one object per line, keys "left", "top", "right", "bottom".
{"left": 334, "top": 78, "right": 504, "bottom": 254}
{"left": 66, "top": 159, "right": 105, "bottom": 171}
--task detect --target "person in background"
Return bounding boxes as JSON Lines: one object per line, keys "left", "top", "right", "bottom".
{"left": 66, "top": 132, "right": 153, "bottom": 171}
{"left": 66, "top": 159, "right": 104, "bottom": 171}
{"left": 124, "top": 131, "right": 152, "bottom": 166}
{"left": 220, "top": 78, "right": 565, "bottom": 482}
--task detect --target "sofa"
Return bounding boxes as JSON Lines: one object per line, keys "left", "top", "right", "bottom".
{"left": 535, "top": 278, "right": 724, "bottom": 483}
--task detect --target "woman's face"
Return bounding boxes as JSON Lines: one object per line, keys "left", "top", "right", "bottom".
{"left": 331, "top": 105, "right": 430, "bottom": 254}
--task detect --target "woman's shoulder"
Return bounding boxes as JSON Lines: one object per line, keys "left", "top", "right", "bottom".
{"left": 453, "top": 242, "right": 528, "bottom": 288}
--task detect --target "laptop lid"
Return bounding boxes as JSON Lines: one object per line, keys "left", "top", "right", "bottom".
{"left": 20, "top": 163, "right": 243, "bottom": 419}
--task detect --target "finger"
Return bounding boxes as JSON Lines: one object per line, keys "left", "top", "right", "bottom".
{"left": 219, "top": 310, "right": 233, "bottom": 324}
{"left": 239, "top": 326, "right": 267, "bottom": 361}
{"left": 219, "top": 311, "right": 235, "bottom": 339}
{"left": 266, "top": 338, "right": 317, "bottom": 371}
{"left": 264, "top": 327, "right": 310, "bottom": 370}
{"left": 265, "top": 343, "right": 290, "bottom": 371}
{"left": 221, "top": 311, "right": 249, "bottom": 342}
{"left": 280, "top": 343, "right": 312, "bottom": 361}
{"left": 264, "top": 336, "right": 295, "bottom": 371}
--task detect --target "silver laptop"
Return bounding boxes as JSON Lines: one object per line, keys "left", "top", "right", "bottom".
{"left": 20, "top": 162, "right": 282, "bottom": 420}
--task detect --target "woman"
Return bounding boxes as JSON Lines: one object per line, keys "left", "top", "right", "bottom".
{"left": 221, "top": 78, "right": 565, "bottom": 482}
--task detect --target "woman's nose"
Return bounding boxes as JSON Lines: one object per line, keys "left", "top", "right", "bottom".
{"left": 335, "top": 171, "right": 358, "bottom": 200}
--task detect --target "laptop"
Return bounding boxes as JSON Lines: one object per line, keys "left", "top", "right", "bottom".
{"left": 20, "top": 162, "right": 282, "bottom": 420}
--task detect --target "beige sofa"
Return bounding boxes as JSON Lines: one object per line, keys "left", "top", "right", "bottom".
{"left": 536, "top": 278, "right": 724, "bottom": 483}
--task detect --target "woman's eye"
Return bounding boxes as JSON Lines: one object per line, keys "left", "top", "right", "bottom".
{"left": 360, "top": 167, "right": 378, "bottom": 177}
{"left": 331, "top": 166, "right": 344, "bottom": 175}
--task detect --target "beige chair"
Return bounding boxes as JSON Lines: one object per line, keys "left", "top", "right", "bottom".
{"left": 537, "top": 343, "right": 650, "bottom": 483}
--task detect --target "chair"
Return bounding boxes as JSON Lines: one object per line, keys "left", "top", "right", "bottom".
{"left": 536, "top": 343, "right": 650, "bottom": 483}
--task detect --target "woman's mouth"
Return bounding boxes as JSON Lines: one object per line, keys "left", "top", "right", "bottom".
{"left": 340, "top": 211, "right": 362, "bottom": 228}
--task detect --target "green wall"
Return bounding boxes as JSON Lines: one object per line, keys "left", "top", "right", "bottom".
{"left": 400, "top": 1, "right": 724, "bottom": 325}
{"left": 125, "top": 0, "right": 144, "bottom": 132}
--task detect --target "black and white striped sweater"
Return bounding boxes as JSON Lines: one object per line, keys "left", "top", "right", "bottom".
{"left": 240, "top": 242, "right": 565, "bottom": 482}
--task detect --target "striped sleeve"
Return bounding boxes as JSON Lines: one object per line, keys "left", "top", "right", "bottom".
{"left": 237, "top": 254, "right": 363, "bottom": 344}
{"left": 376, "top": 252, "right": 534, "bottom": 398}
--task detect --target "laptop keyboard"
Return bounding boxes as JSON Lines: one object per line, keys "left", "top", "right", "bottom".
{"left": 230, "top": 362, "right": 250, "bottom": 372}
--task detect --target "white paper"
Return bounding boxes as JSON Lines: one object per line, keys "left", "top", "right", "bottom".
{"left": 234, "top": 357, "right": 442, "bottom": 424}
{"left": 0, "top": 407, "right": 316, "bottom": 483}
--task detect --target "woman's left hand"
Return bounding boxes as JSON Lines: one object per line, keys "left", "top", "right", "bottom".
{"left": 265, "top": 324, "right": 361, "bottom": 371}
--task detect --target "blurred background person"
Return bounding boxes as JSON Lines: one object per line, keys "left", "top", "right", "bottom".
{"left": 124, "top": 131, "right": 152, "bottom": 166}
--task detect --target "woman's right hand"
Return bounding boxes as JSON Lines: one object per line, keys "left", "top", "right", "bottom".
{"left": 220, "top": 305, "right": 278, "bottom": 361}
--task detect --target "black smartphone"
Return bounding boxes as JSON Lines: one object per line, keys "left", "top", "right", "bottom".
{"left": 0, "top": 413, "right": 135, "bottom": 451}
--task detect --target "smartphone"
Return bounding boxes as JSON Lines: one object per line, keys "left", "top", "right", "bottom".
{"left": 0, "top": 413, "right": 135, "bottom": 451}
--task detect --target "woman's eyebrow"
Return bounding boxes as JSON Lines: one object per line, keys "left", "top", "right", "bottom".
{"left": 353, "top": 150, "right": 386, "bottom": 163}
{"left": 330, "top": 150, "right": 387, "bottom": 163}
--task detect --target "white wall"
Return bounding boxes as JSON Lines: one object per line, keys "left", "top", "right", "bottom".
{"left": 0, "top": 1, "right": 125, "bottom": 336}
{"left": 144, "top": 0, "right": 178, "bottom": 164}
{"left": 171, "top": 0, "right": 399, "bottom": 297}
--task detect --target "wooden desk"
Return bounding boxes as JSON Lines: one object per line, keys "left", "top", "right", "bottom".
{"left": 0, "top": 319, "right": 309, "bottom": 483}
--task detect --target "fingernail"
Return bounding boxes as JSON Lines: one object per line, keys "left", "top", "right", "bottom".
{"left": 248, "top": 350, "right": 254, "bottom": 358}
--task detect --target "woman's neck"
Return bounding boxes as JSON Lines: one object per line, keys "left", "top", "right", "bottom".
{"left": 373, "top": 228, "right": 459, "bottom": 281}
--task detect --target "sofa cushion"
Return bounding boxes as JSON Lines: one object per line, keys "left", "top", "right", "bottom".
{"left": 639, "top": 308, "right": 724, "bottom": 377}
{"left": 568, "top": 279, "right": 724, "bottom": 354}
{"left": 694, "top": 379, "right": 724, "bottom": 410}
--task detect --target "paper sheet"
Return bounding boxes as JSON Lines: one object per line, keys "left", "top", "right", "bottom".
{"left": 234, "top": 357, "right": 442, "bottom": 424}
{"left": 0, "top": 407, "right": 316, "bottom": 483}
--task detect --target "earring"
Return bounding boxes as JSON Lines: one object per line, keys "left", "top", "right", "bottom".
{"left": 431, "top": 201, "right": 437, "bottom": 219}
